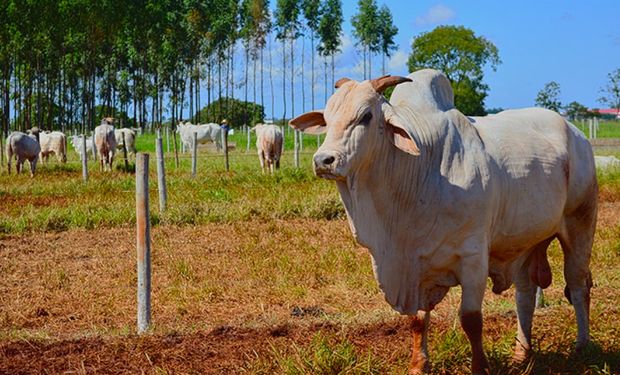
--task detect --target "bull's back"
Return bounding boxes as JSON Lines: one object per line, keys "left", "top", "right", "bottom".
{"left": 9, "top": 133, "right": 40, "bottom": 159}
{"left": 473, "top": 108, "right": 590, "bottom": 249}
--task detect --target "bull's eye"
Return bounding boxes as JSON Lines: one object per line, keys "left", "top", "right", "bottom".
{"left": 359, "top": 112, "right": 372, "bottom": 126}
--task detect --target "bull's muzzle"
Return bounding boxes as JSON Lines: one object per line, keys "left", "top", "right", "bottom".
{"left": 313, "top": 151, "right": 340, "bottom": 180}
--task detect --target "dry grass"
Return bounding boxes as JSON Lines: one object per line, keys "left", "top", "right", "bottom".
{"left": 1, "top": 150, "right": 619, "bottom": 373}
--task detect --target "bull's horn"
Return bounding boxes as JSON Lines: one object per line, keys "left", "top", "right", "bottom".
{"left": 371, "top": 75, "right": 412, "bottom": 93}
{"left": 335, "top": 77, "right": 352, "bottom": 88}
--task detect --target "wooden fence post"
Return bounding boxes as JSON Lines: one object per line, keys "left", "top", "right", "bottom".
{"left": 122, "top": 133, "right": 129, "bottom": 171}
{"left": 166, "top": 126, "right": 170, "bottom": 153}
{"left": 81, "top": 135, "right": 88, "bottom": 182}
{"left": 223, "top": 128, "right": 230, "bottom": 172}
{"left": 192, "top": 131, "right": 197, "bottom": 177}
{"left": 136, "top": 153, "right": 151, "bottom": 334}
{"left": 156, "top": 135, "right": 167, "bottom": 212}
{"left": 294, "top": 130, "right": 300, "bottom": 168}
{"left": 247, "top": 126, "right": 251, "bottom": 152}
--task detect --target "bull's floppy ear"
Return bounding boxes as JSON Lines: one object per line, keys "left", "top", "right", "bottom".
{"left": 382, "top": 104, "right": 420, "bottom": 156}
{"left": 289, "top": 110, "right": 327, "bottom": 135}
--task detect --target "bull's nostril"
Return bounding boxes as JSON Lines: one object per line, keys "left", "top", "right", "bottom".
{"left": 323, "top": 156, "right": 335, "bottom": 165}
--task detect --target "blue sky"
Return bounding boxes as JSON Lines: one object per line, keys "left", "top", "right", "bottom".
{"left": 334, "top": 0, "right": 620, "bottom": 111}
{"left": 190, "top": 1, "right": 620, "bottom": 121}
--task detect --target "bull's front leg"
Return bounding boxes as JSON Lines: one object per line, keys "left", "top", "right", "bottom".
{"left": 459, "top": 250, "right": 490, "bottom": 375}
{"left": 409, "top": 311, "right": 430, "bottom": 375}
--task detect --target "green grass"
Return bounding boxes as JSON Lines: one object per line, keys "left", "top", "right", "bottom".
{"left": 573, "top": 120, "right": 620, "bottom": 138}
{"left": 133, "top": 128, "right": 323, "bottom": 154}
{"left": 0, "top": 144, "right": 344, "bottom": 235}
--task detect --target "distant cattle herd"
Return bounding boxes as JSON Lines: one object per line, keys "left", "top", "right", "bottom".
{"left": 3, "top": 118, "right": 290, "bottom": 176}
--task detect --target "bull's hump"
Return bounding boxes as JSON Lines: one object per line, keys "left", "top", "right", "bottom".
{"left": 390, "top": 69, "right": 454, "bottom": 113}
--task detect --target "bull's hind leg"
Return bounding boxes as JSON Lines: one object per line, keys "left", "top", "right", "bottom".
{"left": 513, "top": 238, "right": 553, "bottom": 362}
{"left": 557, "top": 199, "right": 596, "bottom": 350}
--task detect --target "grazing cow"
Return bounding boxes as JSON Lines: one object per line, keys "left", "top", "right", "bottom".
{"left": 6, "top": 131, "right": 41, "bottom": 177}
{"left": 177, "top": 122, "right": 222, "bottom": 152}
{"left": 114, "top": 128, "right": 137, "bottom": 156}
{"left": 290, "top": 69, "right": 597, "bottom": 374}
{"left": 94, "top": 121, "right": 117, "bottom": 171}
{"left": 69, "top": 135, "right": 94, "bottom": 161}
{"left": 39, "top": 131, "right": 67, "bottom": 164}
{"left": 251, "top": 124, "right": 283, "bottom": 173}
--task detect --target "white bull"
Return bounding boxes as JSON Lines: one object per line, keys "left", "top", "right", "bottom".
{"left": 114, "top": 128, "right": 137, "bottom": 156}
{"left": 177, "top": 122, "right": 222, "bottom": 152}
{"left": 251, "top": 124, "right": 283, "bottom": 173}
{"left": 6, "top": 131, "right": 41, "bottom": 177}
{"left": 290, "top": 69, "right": 597, "bottom": 374}
{"left": 69, "top": 135, "right": 94, "bottom": 161}
{"left": 94, "top": 123, "right": 117, "bottom": 171}
{"left": 39, "top": 131, "right": 67, "bottom": 164}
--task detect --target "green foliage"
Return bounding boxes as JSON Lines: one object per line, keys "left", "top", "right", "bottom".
{"left": 535, "top": 81, "right": 562, "bottom": 112}
{"left": 196, "top": 97, "right": 265, "bottom": 127}
{"left": 598, "top": 68, "right": 620, "bottom": 112}
{"left": 351, "top": 0, "right": 380, "bottom": 53}
{"left": 407, "top": 25, "right": 501, "bottom": 116}
{"left": 377, "top": 5, "right": 398, "bottom": 58}
{"left": 565, "top": 101, "right": 590, "bottom": 120}
{"left": 274, "top": 0, "right": 301, "bottom": 40}
{"left": 318, "top": 0, "right": 343, "bottom": 57}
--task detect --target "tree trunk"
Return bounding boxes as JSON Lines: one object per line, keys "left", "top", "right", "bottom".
{"left": 311, "top": 30, "right": 315, "bottom": 111}
{"left": 281, "top": 37, "right": 286, "bottom": 126}
{"left": 301, "top": 32, "right": 305, "bottom": 113}
{"left": 244, "top": 45, "right": 249, "bottom": 126}
{"left": 269, "top": 36, "right": 275, "bottom": 120}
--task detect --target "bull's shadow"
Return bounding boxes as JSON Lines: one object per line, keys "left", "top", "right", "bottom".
{"left": 487, "top": 341, "right": 620, "bottom": 374}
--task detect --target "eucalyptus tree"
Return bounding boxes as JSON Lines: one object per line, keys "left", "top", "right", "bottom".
{"left": 239, "top": 0, "right": 256, "bottom": 126}
{"left": 253, "top": 0, "right": 271, "bottom": 115}
{"left": 377, "top": 4, "right": 398, "bottom": 75}
{"left": 303, "top": 0, "right": 321, "bottom": 112}
{"left": 318, "top": 0, "right": 343, "bottom": 98}
{"left": 351, "top": 0, "right": 379, "bottom": 79}
{"left": 275, "top": 0, "right": 301, "bottom": 124}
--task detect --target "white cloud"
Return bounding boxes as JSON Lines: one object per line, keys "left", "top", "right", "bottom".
{"left": 415, "top": 4, "right": 456, "bottom": 27}
{"left": 388, "top": 50, "right": 409, "bottom": 72}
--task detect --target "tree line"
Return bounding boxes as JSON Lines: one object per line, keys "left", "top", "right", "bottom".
{"left": 0, "top": 0, "right": 400, "bottom": 137}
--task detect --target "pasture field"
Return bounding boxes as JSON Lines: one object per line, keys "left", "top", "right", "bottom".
{"left": 1, "top": 138, "right": 620, "bottom": 374}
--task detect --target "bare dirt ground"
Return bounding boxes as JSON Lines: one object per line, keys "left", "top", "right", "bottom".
{"left": 1, "top": 203, "right": 619, "bottom": 373}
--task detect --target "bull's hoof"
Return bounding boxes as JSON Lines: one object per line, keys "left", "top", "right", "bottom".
{"left": 409, "top": 355, "right": 429, "bottom": 374}
{"left": 512, "top": 345, "right": 530, "bottom": 363}
{"left": 575, "top": 339, "right": 591, "bottom": 353}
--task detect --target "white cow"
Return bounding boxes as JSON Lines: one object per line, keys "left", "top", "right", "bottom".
{"left": 251, "top": 124, "right": 283, "bottom": 173}
{"left": 177, "top": 122, "right": 222, "bottom": 152}
{"left": 39, "top": 131, "right": 67, "bottom": 164}
{"left": 94, "top": 121, "right": 117, "bottom": 171}
{"left": 290, "top": 69, "right": 597, "bottom": 375}
{"left": 6, "top": 131, "right": 41, "bottom": 177}
{"left": 114, "top": 128, "right": 137, "bottom": 156}
{"left": 69, "top": 135, "right": 94, "bottom": 161}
